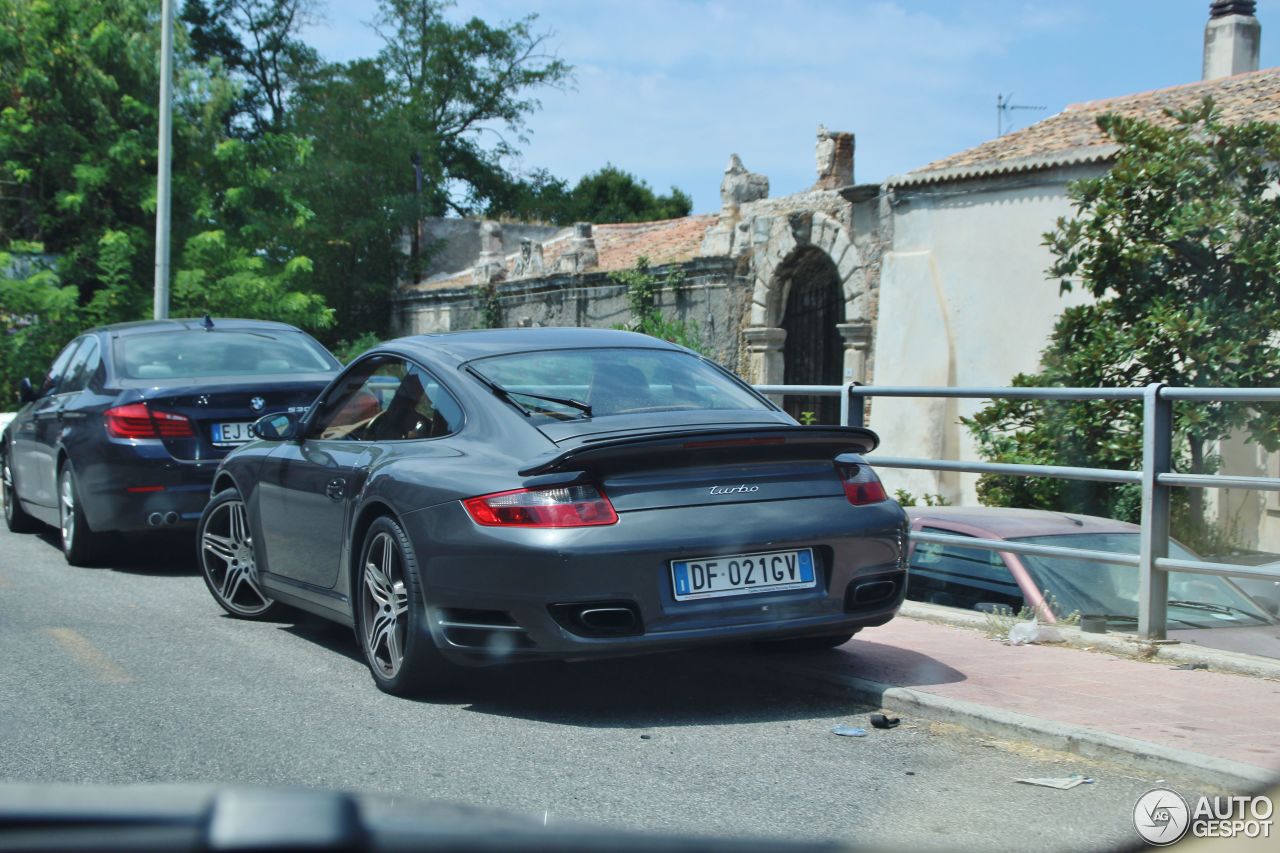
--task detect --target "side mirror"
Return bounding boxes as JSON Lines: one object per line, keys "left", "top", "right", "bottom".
{"left": 251, "top": 412, "right": 299, "bottom": 441}
{"left": 17, "top": 377, "right": 36, "bottom": 404}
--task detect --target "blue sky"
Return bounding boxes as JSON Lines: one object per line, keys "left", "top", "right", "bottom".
{"left": 303, "top": 1, "right": 1280, "bottom": 213}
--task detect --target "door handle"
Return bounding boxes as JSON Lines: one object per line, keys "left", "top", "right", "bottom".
{"left": 325, "top": 477, "right": 346, "bottom": 501}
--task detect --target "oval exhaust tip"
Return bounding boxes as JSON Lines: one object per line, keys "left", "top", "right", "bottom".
{"left": 164, "top": 512, "right": 179, "bottom": 526}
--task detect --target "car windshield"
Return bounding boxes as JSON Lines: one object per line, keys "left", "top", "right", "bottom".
{"left": 1013, "top": 533, "right": 1274, "bottom": 628}
{"left": 114, "top": 330, "right": 337, "bottom": 380}
{"left": 467, "top": 347, "right": 771, "bottom": 421}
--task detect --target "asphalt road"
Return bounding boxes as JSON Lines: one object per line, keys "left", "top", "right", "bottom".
{"left": 0, "top": 522, "right": 1217, "bottom": 851}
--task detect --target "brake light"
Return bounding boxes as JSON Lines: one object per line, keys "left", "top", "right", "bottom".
{"left": 463, "top": 484, "right": 619, "bottom": 527}
{"left": 105, "top": 403, "right": 194, "bottom": 439}
{"left": 838, "top": 461, "right": 887, "bottom": 506}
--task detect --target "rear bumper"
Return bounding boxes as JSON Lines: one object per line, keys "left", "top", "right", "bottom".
{"left": 75, "top": 439, "right": 219, "bottom": 532}
{"left": 405, "top": 496, "right": 908, "bottom": 665}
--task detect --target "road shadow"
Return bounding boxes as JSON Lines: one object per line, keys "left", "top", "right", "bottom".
{"left": 94, "top": 531, "right": 200, "bottom": 576}
{"left": 276, "top": 612, "right": 364, "bottom": 665}
{"left": 769, "top": 637, "right": 968, "bottom": 690}
{"left": 428, "top": 647, "right": 881, "bottom": 728}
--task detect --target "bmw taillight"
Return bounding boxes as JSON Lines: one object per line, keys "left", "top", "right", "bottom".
{"left": 837, "top": 461, "right": 887, "bottom": 506}
{"left": 463, "top": 484, "right": 619, "bottom": 527}
{"left": 105, "top": 403, "right": 194, "bottom": 439}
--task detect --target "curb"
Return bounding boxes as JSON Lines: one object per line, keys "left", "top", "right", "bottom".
{"left": 759, "top": 657, "right": 1277, "bottom": 792}
{"left": 899, "top": 601, "right": 1280, "bottom": 681}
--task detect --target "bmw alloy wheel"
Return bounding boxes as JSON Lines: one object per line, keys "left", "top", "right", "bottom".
{"left": 201, "top": 497, "right": 274, "bottom": 617}
{"left": 59, "top": 469, "right": 76, "bottom": 550}
{"left": 361, "top": 531, "right": 410, "bottom": 679}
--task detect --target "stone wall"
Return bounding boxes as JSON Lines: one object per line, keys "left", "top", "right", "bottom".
{"left": 394, "top": 257, "right": 751, "bottom": 367}
{"left": 417, "top": 218, "right": 563, "bottom": 282}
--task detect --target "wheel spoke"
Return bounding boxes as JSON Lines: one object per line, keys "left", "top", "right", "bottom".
{"left": 203, "top": 532, "right": 237, "bottom": 563}
{"left": 391, "top": 583, "right": 408, "bottom": 617}
{"left": 381, "top": 535, "right": 394, "bottom": 575}
{"left": 364, "top": 567, "right": 391, "bottom": 606}
{"left": 221, "top": 564, "right": 245, "bottom": 601}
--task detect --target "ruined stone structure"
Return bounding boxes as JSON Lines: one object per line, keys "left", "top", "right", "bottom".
{"left": 393, "top": 127, "right": 883, "bottom": 423}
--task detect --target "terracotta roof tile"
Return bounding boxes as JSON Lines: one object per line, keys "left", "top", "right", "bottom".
{"left": 896, "top": 66, "right": 1280, "bottom": 186}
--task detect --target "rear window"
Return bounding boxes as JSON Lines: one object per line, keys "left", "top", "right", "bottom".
{"left": 468, "top": 347, "right": 770, "bottom": 421}
{"left": 114, "top": 330, "right": 337, "bottom": 380}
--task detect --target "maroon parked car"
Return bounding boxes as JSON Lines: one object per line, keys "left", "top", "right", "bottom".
{"left": 905, "top": 506, "right": 1280, "bottom": 657}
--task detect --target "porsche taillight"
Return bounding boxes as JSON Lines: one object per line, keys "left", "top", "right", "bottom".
{"left": 837, "top": 461, "right": 887, "bottom": 506}
{"left": 463, "top": 484, "right": 619, "bottom": 527}
{"left": 105, "top": 403, "right": 194, "bottom": 439}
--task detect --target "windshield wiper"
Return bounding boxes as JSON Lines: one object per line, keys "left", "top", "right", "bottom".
{"left": 1167, "top": 599, "right": 1260, "bottom": 619}
{"left": 466, "top": 369, "right": 592, "bottom": 418}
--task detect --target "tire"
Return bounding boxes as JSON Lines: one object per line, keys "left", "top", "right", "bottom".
{"left": 356, "top": 515, "right": 453, "bottom": 696}
{"left": 58, "top": 464, "right": 111, "bottom": 566}
{"left": 2, "top": 452, "right": 40, "bottom": 534}
{"left": 198, "top": 488, "right": 277, "bottom": 619}
{"left": 756, "top": 631, "right": 858, "bottom": 653}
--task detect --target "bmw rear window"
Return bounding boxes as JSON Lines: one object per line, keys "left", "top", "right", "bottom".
{"left": 114, "top": 330, "right": 338, "bottom": 380}
{"left": 468, "top": 347, "right": 771, "bottom": 421}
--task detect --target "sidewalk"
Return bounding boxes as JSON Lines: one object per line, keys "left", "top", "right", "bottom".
{"left": 761, "top": 614, "right": 1280, "bottom": 790}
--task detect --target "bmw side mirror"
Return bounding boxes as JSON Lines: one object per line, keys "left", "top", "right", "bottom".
{"left": 252, "top": 412, "right": 299, "bottom": 441}
{"left": 17, "top": 377, "right": 35, "bottom": 404}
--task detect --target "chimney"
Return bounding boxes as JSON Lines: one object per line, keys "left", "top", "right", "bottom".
{"left": 1203, "top": 1, "right": 1260, "bottom": 80}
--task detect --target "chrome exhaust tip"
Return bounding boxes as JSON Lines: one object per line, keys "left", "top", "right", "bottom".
{"left": 163, "top": 512, "right": 179, "bottom": 526}
{"left": 147, "top": 512, "right": 164, "bottom": 527}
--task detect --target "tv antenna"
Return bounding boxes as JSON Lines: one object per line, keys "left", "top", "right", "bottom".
{"left": 996, "top": 93, "right": 1046, "bottom": 136}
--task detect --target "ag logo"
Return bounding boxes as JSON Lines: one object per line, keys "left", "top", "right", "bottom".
{"left": 1134, "top": 788, "right": 1190, "bottom": 846}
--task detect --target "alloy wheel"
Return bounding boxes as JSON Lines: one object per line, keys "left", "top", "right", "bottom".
{"left": 201, "top": 498, "right": 273, "bottom": 616}
{"left": 2, "top": 459, "right": 13, "bottom": 525}
{"left": 361, "top": 531, "right": 410, "bottom": 679}
{"left": 59, "top": 470, "right": 75, "bottom": 551}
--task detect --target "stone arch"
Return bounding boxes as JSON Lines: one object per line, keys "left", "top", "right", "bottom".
{"left": 742, "top": 211, "right": 872, "bottom": 397}
{"left": 748, "top": 211, "right": 868, "bottom": 328}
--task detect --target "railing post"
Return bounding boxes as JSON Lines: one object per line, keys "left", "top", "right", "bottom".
{"left": 1138, "top": 383, "right": 1172, "bottom": 640}
{"left": 842, "top": 382, "right": 864, "bottom": 428}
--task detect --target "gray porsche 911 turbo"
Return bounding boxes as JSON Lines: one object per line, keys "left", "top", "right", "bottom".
{"left": 198, "top": 328, "right": 907, "bottom": 695}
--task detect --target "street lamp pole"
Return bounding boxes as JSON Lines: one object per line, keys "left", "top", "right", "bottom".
{"left": 153, "top": 0, "right": 174, "bottom": 320}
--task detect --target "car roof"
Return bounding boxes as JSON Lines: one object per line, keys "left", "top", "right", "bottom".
{"left": 905, "top": 506, "right": 1138, "bottom": 539}
{"left": 389, "top": 327, "right": 686, "bottom": 363}
{"left": 93, "top": 318, "right": 305, "bottom": 337}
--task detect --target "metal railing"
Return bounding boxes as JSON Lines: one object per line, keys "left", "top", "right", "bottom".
{"left": 754, "top": 382, "right": 1280, "bottom": 640}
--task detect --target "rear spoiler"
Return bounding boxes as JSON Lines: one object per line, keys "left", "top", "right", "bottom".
{"left": 518, "top": 426, "right": 879, "bottom": 477}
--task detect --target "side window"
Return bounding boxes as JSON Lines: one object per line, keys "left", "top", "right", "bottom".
{"left": 59, "top": 337, "right": 101, "bottom": 394}
{"left": 41, "top": 338, "right": 87, "bottom": 396}
{"left": 310, "top": 357, "right": 462, "bottom": 442}
{"left": 907, "top": 527, "right": 1025, "bottom": 612}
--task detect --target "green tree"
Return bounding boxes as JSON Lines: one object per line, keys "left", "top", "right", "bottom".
{"left": 964, "top": 100, "right": 1280, "bottom": 538}
{"left": 494, "top": 164, "right": 693, "bottom": 224}
{"left": 181, "top": 0, "right": 320, "bottom": 135}
{"left": 0, "top": 0, "right": 332, "bottom": 390}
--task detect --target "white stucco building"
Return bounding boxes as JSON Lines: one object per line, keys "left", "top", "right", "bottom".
{"left": 870, "top": 1, "right": 1280, "bottom": 551}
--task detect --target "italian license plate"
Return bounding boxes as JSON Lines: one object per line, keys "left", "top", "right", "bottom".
{"left": 670, "top": 548, "right": 816, "bottom": 601}
{"left": 211, "top": 421, "right": 255, "bottom": 445}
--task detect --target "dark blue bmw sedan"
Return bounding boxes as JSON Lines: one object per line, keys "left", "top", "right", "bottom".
{"left": 1, "top": 317, "right": 340, "bottom": 565}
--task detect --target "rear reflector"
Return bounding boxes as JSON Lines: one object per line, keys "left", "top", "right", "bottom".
{"left": 463, "top": 484, "right": 618, "bottom": 528}
{"left": 105, "top": 403, "right": 195, "bottom": 439}
{"left": 837, "top": 461, "right": 888, "bottom": 506}
{"left": 126, "top": 485, "right": 166, "bottom": 493}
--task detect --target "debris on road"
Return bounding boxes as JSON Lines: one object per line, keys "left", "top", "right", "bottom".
{"left": 1016, "top": 774, "right": 1094, "bottom": 790}
{"left": 870, "top": 713, "right": 901, "bottom": 729}
{"left": 1171, "top": 662, "right": 1209, "bottom": 671}
{"left": 831, "top": 725, "right": 868, "bottom": 737}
